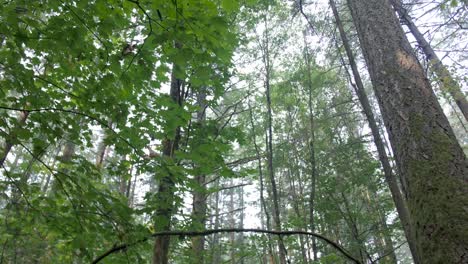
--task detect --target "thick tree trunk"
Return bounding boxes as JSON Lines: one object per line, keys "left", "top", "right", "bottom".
{"left": 390, "top": 0, "right": 468, "bottom": 122}
{"left": 152, "top": 65, "right": 182, "bottom": 264}
{"left": 347, "top": 0, "right": 468, "bottom": 262}
{"left": 329, "top": 0, "right": 418, "bottom": 262}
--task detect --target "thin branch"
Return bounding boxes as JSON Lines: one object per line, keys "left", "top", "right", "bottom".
{"left": 299, "top": 0, "right": 317, "bottom": 34}
{"left": 0, "top": 106, "right": 145, "bottom": 158}
{"left": 216, "top": 182, "right": 251, "bottom": 191}
{"left": 92, "top": 228, "right": 361, "bottom": 264}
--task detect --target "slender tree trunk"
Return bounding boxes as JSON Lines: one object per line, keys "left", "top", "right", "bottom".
{"left": 347, "top": 0, "right": 468, "bottom": 262}
{"left": 229, "top": 179, "right": 236, "bottom": 264}
{"left": 286, "top": 163, "right": 309, "bottom": 264}
{"left": 211, "top": 179, "right": 221, "bottom": 264}
{"left": 390, "top": 0, "right": 468, "bottom": 122}
{"left": 364, "top": 189, "right": 398, "bottom": 264}
{"left": 152, "top": 63, "right": 183, "bottom": 264}
{"left": 238, "top": 182, "right": 245, "bottom": 264}
{"left": 249, "top": 105, "right": 275, "bottom": 263}
{"left": 329, "top": 0, "right": 418, "bottom": 262}
{"left": 50, "top": 140, "right": 76, "bottom": 194}
{"left": 125, "top": 164, "right": 133, "bottom": 200}
{"left": 337, "top": 192, "right": 367, "bottom": 264}
{"left": 265, "top": 63, "right": 287, "bottom": 264}
{"left": 378, "top": 208, "right": 398, "bottom": 264}
{"left": 303, "top": 33, "right": 318, "bottom": 262}
{"left": 42, "top": 143, "right": 63, "bottom": 193}
{"left": 95, "top": 120, "right": 112, "bottom": 169}
{"left": 0, "top": 110, "right": 29, "bottom": 168}
{"left": 260, "top": 13, "right": 287, "bottom": 262}
{"left": 191, "top": 89, "right": 208, "bottom": 264}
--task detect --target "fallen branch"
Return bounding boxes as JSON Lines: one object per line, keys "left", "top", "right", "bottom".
{"left": 92, "top": 228, "right": 361, "bottom": 264}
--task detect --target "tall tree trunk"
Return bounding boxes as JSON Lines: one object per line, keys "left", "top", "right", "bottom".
{"left": 329, "top": 0, "right": 418, "bottom": 262}
{"left": 303, "top": 33, "right": 318, "bottom": 262}
{"left": 390, "top": 0, "right": 468, "bottom": 122}
{"left": 286, "top": 163, "right": 309, "bottom": 264}
{"left": 347, "top": 0, "right": 468, "bottom": 262}
{"left": 152, "top": 64, "right": 183, "bottom": 264}
{"left": 229, "top": 179, "right": 236, "bottom": 264}
{"left": 191, "top": 89, "right": 208, "bottom": 264}
{"left": 211, "top": 179, "right": 221, "bottom": 264}
{"left": 265, "top": 63, "right": 287, "bottom": 264}
{"left": 261, "top": 13, "right": 287, "bottom": 263}
{"left": 249, "top": 105, "right": 275, "bottom": 263}
{"left": 238, "top": 182, "right": 245, "bottom": 264}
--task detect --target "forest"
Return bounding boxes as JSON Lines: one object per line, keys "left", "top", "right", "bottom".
{"left": 0, "top": 0, "right": 467, "bottom": 263}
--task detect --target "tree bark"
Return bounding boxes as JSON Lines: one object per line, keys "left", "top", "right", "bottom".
{"left": 210, "top": 179, "right": 221, "bottom": 264}
{"left": 191, "top": 89, "right": 208, "bottom": 264}
{"left": 390, "top": 0, "right": 468, "bottom": 122}
{"left": 347, "top": 0, "right": 468, "bottom": 262}
{"left": 329, "top": 0, "right": 418, "bottom": 262}
{"left": 152, "top": 64, "right": 183, "bottom": 264}
{"left": 262, "top": 13, "right": 287, "bottom": 264}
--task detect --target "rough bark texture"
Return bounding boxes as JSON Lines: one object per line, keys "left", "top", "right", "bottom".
{"left": 329, "top": 0, "right": 418, "bottom": 262}
{"left": 347, "top": 0, "right": 468, "bottom": 263}
{"left": 391, "top": 0, "right": 468, "bottom": 122}
{"left": 152, "top": 66, "right": 182, "bottom": 264}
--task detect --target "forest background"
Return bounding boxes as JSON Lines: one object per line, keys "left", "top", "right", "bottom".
{"left": 0, "top": 0, "right": 467, "bottom": 263}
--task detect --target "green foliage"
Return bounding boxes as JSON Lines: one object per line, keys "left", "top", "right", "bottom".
{"left": 0, "top": 0, "right": 245, "bottom": 262}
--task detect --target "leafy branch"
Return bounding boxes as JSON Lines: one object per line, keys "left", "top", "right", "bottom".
{"left": 0, "top": 106, "right": 146, "bottom": 158}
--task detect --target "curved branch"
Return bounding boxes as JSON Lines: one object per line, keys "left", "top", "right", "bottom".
{"left": 92, "top": 228, "right": 361, "bottom": 264}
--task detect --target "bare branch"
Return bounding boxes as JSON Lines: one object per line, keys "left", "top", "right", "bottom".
{"left": 92, "top": 228, "right": 361, "bottom": 264}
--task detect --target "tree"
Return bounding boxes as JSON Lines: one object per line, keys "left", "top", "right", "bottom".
{"left": 390, "top": 0, "right": 468, "bottom": 122}
{"left": 346, "top": 0, "right": 468, "bottom": 262}
{"left": 329, "top": 0, "right": 416, "bottom": 262}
